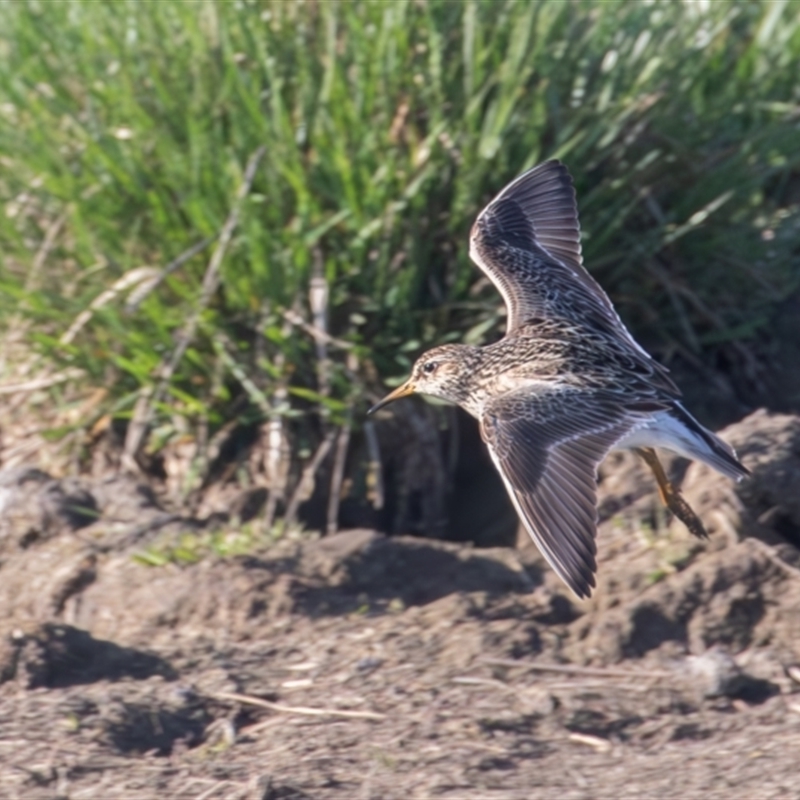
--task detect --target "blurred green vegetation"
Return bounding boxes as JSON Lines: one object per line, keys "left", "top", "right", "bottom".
{"left": 0, "top": 0, "right": 798, "bottom": 515}
{"left": 132, "top": 522, "right": 291, "bottom": 567}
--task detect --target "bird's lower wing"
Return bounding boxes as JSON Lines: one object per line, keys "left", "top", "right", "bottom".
{"left": 480, "top": 390, "right": 648, "bottom": 598}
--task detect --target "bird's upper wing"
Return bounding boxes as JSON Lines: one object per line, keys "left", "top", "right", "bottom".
{"left": 480, "top": 387, "right": 649, "bottom": 598}
{"left": 470, "top": 161, "right": 635, "bottom": 338}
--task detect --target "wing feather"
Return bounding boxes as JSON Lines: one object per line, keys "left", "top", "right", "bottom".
{"left": 469, "top": 160, "right": 606, "bottom": 331}
{"left": 470, "top": 161, "right": 639, "bottom": 342}
{"left": 481, "top": 388, "right": 648, "bottom": 598}
{"left": 469, "top": 159, "right": 678, "bottom": 395}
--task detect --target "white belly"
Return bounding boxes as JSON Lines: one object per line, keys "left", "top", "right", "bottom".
{"left": 615, "top": 411, "right": 702, "bottom": 461}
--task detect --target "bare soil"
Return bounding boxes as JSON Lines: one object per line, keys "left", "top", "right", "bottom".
{"left": 2, "top": 410, "right": 800, "bottom": 799}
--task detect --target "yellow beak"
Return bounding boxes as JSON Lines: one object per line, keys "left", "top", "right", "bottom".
{"left": 367, "top": 379, "right": 416, "bottom": 414}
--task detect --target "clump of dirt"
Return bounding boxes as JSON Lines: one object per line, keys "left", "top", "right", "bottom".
{"left": 569, "top": 410, "right": 800, "bottom": 668}
{"left": 1, "top": 409, "right": 800, "bottom": 799}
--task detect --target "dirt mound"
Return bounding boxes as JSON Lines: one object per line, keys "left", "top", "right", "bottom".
{"left": 2, "top": 409, "right": 800, "bottom": 798}
{"left": 570, "top": 410, "right": 800, "bottom": 667}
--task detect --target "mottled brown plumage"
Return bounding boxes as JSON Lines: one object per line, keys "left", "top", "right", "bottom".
{"left": 370, "top": 160, "right": 748, "bottom": 598}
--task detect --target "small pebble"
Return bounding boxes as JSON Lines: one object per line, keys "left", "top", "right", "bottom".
{"left": 356, "top": 656, "right": 384, "bottom": 674}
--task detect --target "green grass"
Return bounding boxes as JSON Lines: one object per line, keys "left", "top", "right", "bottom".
{"left": 0, "top": 0, "right": 798, "bottom": 513}
{"left": 132, "top": 521, "right": 295, "bottom": 567}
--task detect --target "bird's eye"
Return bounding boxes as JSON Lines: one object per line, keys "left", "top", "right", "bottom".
{"left": 422, "top": 361, "right": 437, "bottom": 375}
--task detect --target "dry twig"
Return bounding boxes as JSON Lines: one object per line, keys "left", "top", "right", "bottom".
{"left": 26, "top": 211, "right": 67, "bottom": 293}
{"left": 125, "top": 234, "right": 218, "bottom": 313}
{"left": 309, "top": 251, "right": 331, "bottom": 395}
{"left": 363, "top": 420, "right": 384, "bottom": 510}
{"left": 122, "top": 146, "right": 266, "bottom": 470}
{"left": 326, "top": 421, "right": 351, "bottom": 536}
{"left": 326, "top": 349, "right": 359, "bottom": 536}
{"left": 0, "top": 368, "right": 85, "bottom": 396}
{"left": 284, "top": 429, "right": 337, "bottom": 527}
{"left": 481, "top": 657, "right": 671, "bottom": 679}
{"left": 212, "top": 691, "right": 385, "bottom": 721}
{"left": 568, "top": 732, "right": 612, "bottom": 752}
{"left": 451, "top": 676, "right": 515, "bottom": 691}
{"left": 193, "top": 781, "right": 230, "bottom": 800}
{"left": 281, "top": 308, "right": 354, "bottom": 351}
{"left": 746, "top": 537, "right": 800, "bottom": 582}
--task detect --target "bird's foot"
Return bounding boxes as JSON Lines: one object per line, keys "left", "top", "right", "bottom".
{"left": 634, "top": 447, "right": 708, "bottom": 539}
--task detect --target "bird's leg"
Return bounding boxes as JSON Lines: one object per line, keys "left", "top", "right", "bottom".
{"left": 633, "top": 447, "right": 708, "bottom": 539}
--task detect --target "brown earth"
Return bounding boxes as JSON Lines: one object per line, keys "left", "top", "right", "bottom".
{"left": 2, "top": 410, "right": 800, "bottom": 799}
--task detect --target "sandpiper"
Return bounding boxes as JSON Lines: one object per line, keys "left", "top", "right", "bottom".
{"left": 369, "top": 161, "right": 748, "bottom": 598}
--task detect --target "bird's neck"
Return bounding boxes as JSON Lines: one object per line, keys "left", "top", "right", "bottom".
{"left": 444, "top": 345, "right": 497, "bottom": 417}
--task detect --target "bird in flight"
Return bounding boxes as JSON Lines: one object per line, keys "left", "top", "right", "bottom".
{"left": 369, "top": 161, "right": 748, "bottom": 598}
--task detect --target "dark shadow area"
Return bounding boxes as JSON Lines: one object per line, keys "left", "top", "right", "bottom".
{"left": 446, "top": 406, "right": 520, "bottom": 547}
{"left": 17, "top": 624, "right": 177, "bottom": 689}
{"left": 732, "top": 414, "right": 800, "bottom": 557}
{"left": 478, "top": 714, "right": 541, "bottom": 736}
{"left": 671, "top": 722, "right": 713, "bottom": 742}
{"left": 263, "top": 785, "right": 316, "bottom": 800}
{"left": 336, "top": 536, "right": 536, "bottom": 603}
{"left": 728, "top": 675, "right": 780, "bottom": 705}
{"left": 771, "top": 513, "right": 800, "bottom": 550}
{"left": 623, "top": 605, "right": 687, "bottom": 659}
{"left": 104, "top": 699, "right": 210, "bottom": 755}
{"left": 475, "top": 715, "right": 551, "bottom": 761}
{"left": 702, "top": 594, "right": 766, "bottom": 652}
{"left": 242, "top": 529, "right": 540, "bottom": 618}
{"left": 566, "top": 709, "right": 644, "bottom": 742}
{"left": 530, "top": 592, "right": 582, "bottom": 626}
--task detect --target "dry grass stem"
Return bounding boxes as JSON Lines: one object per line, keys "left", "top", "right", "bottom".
{"left": 284, "top": 429, "right": 337, "bottom": 527}
{"left": 121, "top": 145, "right": 266, "bottom": 469}
{"left": 212, "top": 691, "right": 386, "bottom": 722}
{"left": 125, "top": 234, "right": 218, "bottom": 313}
{"left": 25, "top": 211, "right": 67, "bottom": 293}
{"left": 0, "top": 367, "right": 85, "bottom": 395}
{"left": 60, "top": 267, "right": 161, "bottom": 345}
{"left": 281, "top": 309, "right": 354, "bottom": 351}
{"left": 481, "top": 658, "right": 671, "bottom": 679}
{"left": 326, "top": 421, "right": 351, "bottom": 536}
{"left": 363, "top": 420, "right": 384, "bottom": 510}
{"left": 567, "top": 732, "right": 612, "bottom": 752}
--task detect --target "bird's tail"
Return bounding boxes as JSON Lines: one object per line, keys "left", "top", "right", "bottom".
{"left": 669, "top": 402, "right": 749, "bottom": 481}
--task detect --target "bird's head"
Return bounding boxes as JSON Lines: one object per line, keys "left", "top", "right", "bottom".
{"left": 368, "top": 344, "right": 478, "bottom": 413}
